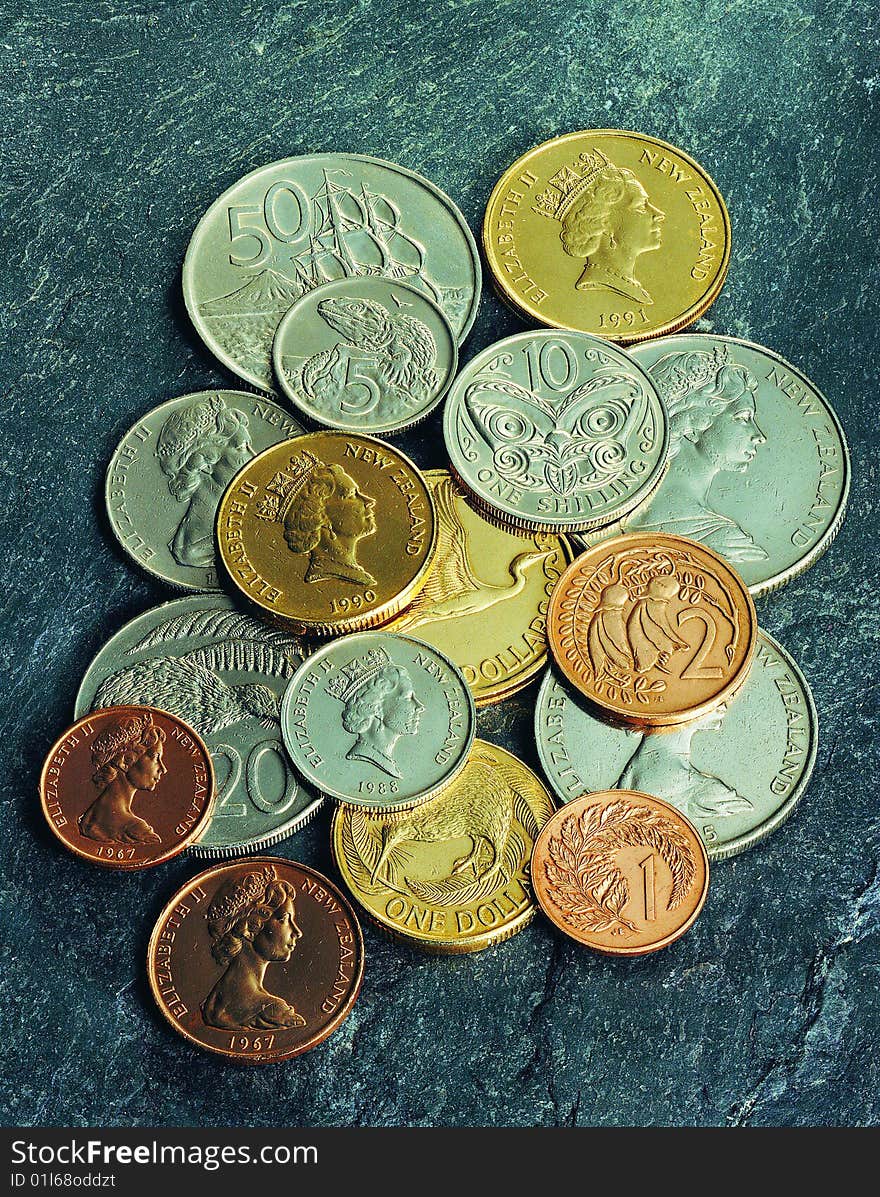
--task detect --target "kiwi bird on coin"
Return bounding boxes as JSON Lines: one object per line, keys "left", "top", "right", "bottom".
{"left": 346, "top": 750, "right": 540, "bottom": 904}
{"left": 93, "top": 654, "right": 280, "bottom": 734}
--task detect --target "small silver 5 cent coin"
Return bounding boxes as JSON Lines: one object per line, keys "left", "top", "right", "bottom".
{"left": 183, "top": 154, "right": 481, "bottom": 392}
{"left": 74, "top": 594, "right": 323, "bottom": 856}
{"left": 575, "top": 335, "right": 850, "bottom": 596}
{"left": 106, "top": 390, "right": 303, "bottom": 591}
{"left": 442, "top": 330, "right": 668, "bottom": 532}
{"left": 534, "top": 629, "right": 818, "bottom": 860}
{"left": 273, "top": 278, "right": 458, "bottom": 434}
{"left": 281, "top": 631, "right": 476, "bottom": 813}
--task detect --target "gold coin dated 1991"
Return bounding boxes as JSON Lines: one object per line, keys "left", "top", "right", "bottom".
{"left": 483, "top": 130, "right": 730, "bottom": 343}
{"left": 216, "top": 432, "right": 437, "bottom": 634}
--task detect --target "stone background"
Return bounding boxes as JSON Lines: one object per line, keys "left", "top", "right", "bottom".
{"left": 1, "top": 0, "right": 877, "bottom": 1127}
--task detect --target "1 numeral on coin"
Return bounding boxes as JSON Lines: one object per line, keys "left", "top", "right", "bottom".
{"left": 639, "top": 854, "right": 656, "bottom": 922}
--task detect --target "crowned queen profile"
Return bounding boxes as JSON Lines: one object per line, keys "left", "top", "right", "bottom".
{"left": 533, "top": 147, "right": 665, "bottom": 305}
{"left": 326, "top": 647, "right": 424, "bottom": 779}
{"left": 201, "top": 865, "right": 307, "bottom": 1031}
{"left": 256, "top": 448, "right": 377, "bottom": 587}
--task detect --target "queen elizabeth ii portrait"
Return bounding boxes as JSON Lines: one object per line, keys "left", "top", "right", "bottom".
{"left": 201, "top": 865, "right": 306, "bottom": 1031}
{"left": 157, "top": 395, "right": 253, "bottom": 569}
{"left": 628, "top": 344, "right": 768, "bottom": 562}
{"left": 535, "top": 148, "right": 664, "bottom": 306}
{"left": 326, "top": 647, "right": 424, "bottom": 778}
{"left": 258, "top": 450, "right": 377, "bottom": 587}
{"left": 79, "top": 711, "right": 166, "bottom": 845}
{"left": 616, "top": 703, "right": 752, "bottom": 819}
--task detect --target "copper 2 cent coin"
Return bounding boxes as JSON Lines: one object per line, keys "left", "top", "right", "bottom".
{"left": 39, "top": 706, "right": 215, "bottom": 870}
{"left": 531, "top": 789, "right": 709, "bottom": 955}
{"left": 548, "top": 532, "right": 757, "bottom": 727}
{"left": 147, "top": 857, "right": 364, "bottom": 1062}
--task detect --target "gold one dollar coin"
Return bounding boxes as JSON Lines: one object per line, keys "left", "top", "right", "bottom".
{"left": 387, "top": 470, "right": 573, "bottom": 705}
{"left": 332, "top": 740, "right": 557, "bottom": 953}
{"left": 483, "top": 130, "right": 730, "bottom": 343}
{"left": 216, "top": 432, "right": 437, "bottom": 634}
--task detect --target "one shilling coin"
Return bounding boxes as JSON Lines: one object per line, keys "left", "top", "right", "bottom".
{"left": 386, "top": 470, "right": 573, "bottom": 705}
{"left": 183, "top": 154, "right": 481, "bottom": 392}
{"left": 74, "top": 595, "right": 323, "bottom": 858}
{"left": 281, "top": 631, "right": 476, "bottom": 813}
{"left": 332, "top": 740, "right": 556, "bottom": 953}
{"left": 547, "top": 533, "right": 756, "bottom": 727}
{"left": 105, "top": 390, "right": 303, "bottom": 591}
{"left": 442, "top": 330, "right": 668, "bottom": 533}
{"left": 147, "top": 858, "right": 364, "bottom": 1062}
{"left": 273, "top": 278, "right": 458, "bottom": 434}
{"left": 483, "top": 130, "right": 730, "bottom": 342}
{"left": 39, "top": 706, "right": 214, "bottom": 870}
{"left": 534, "top": 630, "right": 818, "bottom": 860}
{"left": 531, "top": 789, "right": 709, "bottom": 954}
{"left": 216, "top": 432, "right": 437, "bottom": 634}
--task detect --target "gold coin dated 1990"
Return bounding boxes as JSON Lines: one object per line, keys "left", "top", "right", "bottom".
{"left": 483, "top": 130, "right": 730, "bottom": 343}
{"left": 331, "top": 740, "right": 557, "bottom": 953}
{"left": 216, "top": 432, "right": 437, "bottom": 634}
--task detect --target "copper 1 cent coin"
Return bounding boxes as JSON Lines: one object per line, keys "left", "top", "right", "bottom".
{"left": 39, "top": 706, "right": 215, "bottom": 870}
{"left": 147, "top": 858, "right": 364, "bottom": 1062}
{"left": 548, "top": 532, "right": 756, "bottom": 727}
{"left": 531, "top": 790, "right": 709, "bottom": 955}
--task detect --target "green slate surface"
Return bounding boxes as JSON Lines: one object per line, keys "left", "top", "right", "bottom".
{"left": 1, "top": 0, "right": 878, "bottom": 1127}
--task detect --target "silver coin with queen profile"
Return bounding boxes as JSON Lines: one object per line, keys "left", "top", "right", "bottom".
{"left": 105, "top": 390, "right": 304, "bottom": 592}
{"left": 280, "top": 631, "right": 476, "bottom": 813}
{"left": 534, "top": 629, "right": 818, "bottom": 860}
{"left": 575, "top": 335, "right": 850, "bottom": 595}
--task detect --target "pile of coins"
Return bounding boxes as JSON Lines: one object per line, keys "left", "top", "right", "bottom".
{"left": 39, "top": 133, "right": 849, "bottom": 1062}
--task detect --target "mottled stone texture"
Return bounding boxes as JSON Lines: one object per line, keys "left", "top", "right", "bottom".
{"left": 1, "top": 0, "right": 877, "bottom": 1128}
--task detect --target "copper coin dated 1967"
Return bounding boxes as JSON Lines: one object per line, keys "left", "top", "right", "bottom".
{"left": 39, "top": 706, "right": 215, "bottom": 870}
{"left": 147, "top": 858, "right": 364, "bottom": 1062}
{"left": 548, "top": 532, "right": 756, "bottom": 727}
{"left": 531, "top": 789, "right": 709, "bottom": 955}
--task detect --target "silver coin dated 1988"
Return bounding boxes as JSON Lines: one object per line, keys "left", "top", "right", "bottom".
{"left": 575, "top": 335, "right": 850, "bottom": 596}
{"left": 281, "top": 631, "right": 476, "bottom": 814}
{"left": 534, "top": 629, "right": 818, "bottom": 860}
{"left": 183, "top": 154, "right": 481, "bottom": 393}
{"left": 105, "top": 390, "right": 303, "bottom": 592}
{"left": 442, "top": 330, "right": 668, "bottom": 533}
{"left": 74, "top": 594, "right": 322, "bottom": 857}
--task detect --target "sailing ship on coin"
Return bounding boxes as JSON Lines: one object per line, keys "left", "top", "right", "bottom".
{"left": 199, "top": 171, "right": 468, "bottom": 376}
